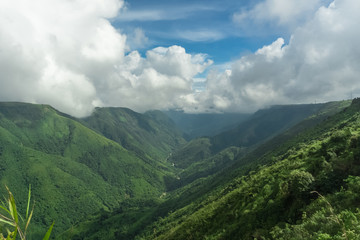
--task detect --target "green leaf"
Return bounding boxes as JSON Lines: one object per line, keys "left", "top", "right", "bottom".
{"left": 24, "top": 208, "right": 34, "bottom": 232}
{"left": 26, "top": 185, "right": 31, "bottom": 220}
{"left": 0, "top": 217, "right": 14, "bottom": 227}
{"left": 5, "top": 186, "right": 18, "bottom": 240}
{"left": 0, "top": 205, "right": 12, "bottom": 217}
{"left": 5, "top": 186, "right": 18, "bottom": 224}
{"left": 42, "top": 221, "right": 55, "bottom": 240}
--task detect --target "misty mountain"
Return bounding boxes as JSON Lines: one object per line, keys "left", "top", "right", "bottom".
{"left": 166, "top": 101, "right": 350, "bottom": 189}
{"left": 163, "top": 110, "right": 251, "bottom": 139}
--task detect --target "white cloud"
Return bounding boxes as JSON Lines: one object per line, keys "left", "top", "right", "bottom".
{"left": 116, "top": 4, "right": 220, "bottom": 22}
{"left": 255, "top": 38, "right": 286, "bottom": 62}
{"left": 0, "top": 0, "right": 211, "bottom": 117}
{"left": 146, "top": 46, "right": 212, "bottom": 80}
{"left": 99, "top": 46, "right": 212, "bottom": 112}
{"left": 199, "top": 0, "right": 360, "bottom": 112}
{"left": 177, "top": 30, "right": 225, "bottom": 42}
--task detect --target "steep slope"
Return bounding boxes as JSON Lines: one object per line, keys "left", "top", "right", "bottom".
{"left": 0, "top": 102, "right": 175, "bottom": 237}
{"left": 65, "top": 100, "right": 353, "bottom": 240}
{"left": 168, "top": 101, "right": 350, "bottom": 189}
{"left": 137, "top": 99, "right": 360, "bottom": 239}
{"left": 210, "top": 103, "right": 345, "bottom": 153}
{"left": 82, "top": 107, "right": 186, "bottom": 163}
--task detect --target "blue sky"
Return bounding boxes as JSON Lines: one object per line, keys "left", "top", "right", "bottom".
{"left": 112, "top": 0, "right": 285, "bottom": 63}
{"left": 0, "top": 0, "right": 359, "bottom": 117}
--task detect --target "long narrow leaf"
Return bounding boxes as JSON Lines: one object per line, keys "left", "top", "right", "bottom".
{"left": 26, "top": 185, "right": 31, "bottom": 220}
{"left": 42, "top": 221, "right": 55, "bottom": 240}
{"left": 5, "top": 186, "right": 18, "bottom": 223}
{"left": 24, "top": 208, "right": 34, "bottom": 232}
{"left": 0, "top": 217, "right": 14, "bottom": 227}
{"left": 5, "top": 186, "right": 18, "bottom": 240}
{"left": 0, "top": 205, "right": 12, "bottom": 217}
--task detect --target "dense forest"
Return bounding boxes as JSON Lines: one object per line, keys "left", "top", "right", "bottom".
{"left": 1, "top": 99, "right": 360, "bottom": 239}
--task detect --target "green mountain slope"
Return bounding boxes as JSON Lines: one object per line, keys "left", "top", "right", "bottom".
{"left": 66, "top": 101, "right": 354, "bottom": 240}
{"left": 0, "top": 102, "right": 177, "bottom": 237}
{"left": 137, "top": 99, "right": 360, "bottom": 239}
{"left": 168, "top": 101, "right": 350, "bottom": 189}
{"left": 82, "top": 107, "right": 186, "bottom": 163}
{"left": 210, "top": 103, "right": 347, "bottom": 153}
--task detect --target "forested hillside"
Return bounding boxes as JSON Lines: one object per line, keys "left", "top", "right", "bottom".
{"left": 61, "top": 100, "right": 358, "bottom": 239}
{"left": 82, "top": 107, "right": 185, "bottom": 162}
{"left": 137, "top": 99, "right": 360, "bottom": 239}
{"left": 167, "top": 101, "right": 350, "bottom": 190}
{"left": 1, "top": 100, "right": 359, "bottom": 240}
{"left": 0, "top": 102, "right": 182, "bottom": 238}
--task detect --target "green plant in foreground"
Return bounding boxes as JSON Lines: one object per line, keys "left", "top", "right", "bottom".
{"left": 0, "top": 186, "right": 54, "bottom": 240}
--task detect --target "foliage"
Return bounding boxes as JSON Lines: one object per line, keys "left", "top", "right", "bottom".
{"left": 0, "top": 103, "right": 179, "bottom": 237}
{"left": 133, "top": 99, "right": 360, "bottom": 239}
{"left": 82, "top": 107, "right": 186, "bottom": 162}
{"left": 209, "top": 103, "right": 341, "bottom": 153}
{"left": 0, "top": 186, "right": 54, "bottom": 240}
{"left": 0, "top": 100, "right": 356, "bottom": 240}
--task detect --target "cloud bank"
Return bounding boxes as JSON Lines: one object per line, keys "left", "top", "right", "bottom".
{"left": 0, "top": 0, "right": 359, "bottom": 116}
{"left": 198, "top": 0, "right": 360, "bottom": 112}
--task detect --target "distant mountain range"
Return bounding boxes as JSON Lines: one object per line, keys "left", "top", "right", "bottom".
{"left": 163, "top": 110, "right": 251, "bottom": 139}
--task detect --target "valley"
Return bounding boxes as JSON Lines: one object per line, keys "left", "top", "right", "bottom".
{"left": 1, "top": 99, "right": 359, "bottom": 239}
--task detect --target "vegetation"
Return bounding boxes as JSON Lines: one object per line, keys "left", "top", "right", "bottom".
{"left": 82, "top": 107, "right": 185, "bottom": 162}
{"left": 0, "top": 102, "right": 181, "bottom": 237}
{"left": 1, "top": 99, "right": 358, "bottom": 239}
{"left": 166, "top": 101, "right": 351, "bottom": 190}
{"left": 0, "top": 186, "right": 54, "bottom": 240}
{"left": 135, "top": 99, "right": 360, "bottom": 239}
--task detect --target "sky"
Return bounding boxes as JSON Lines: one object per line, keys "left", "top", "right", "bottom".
{"left": 0, "top": 0, "right": 359, "bottom": 117}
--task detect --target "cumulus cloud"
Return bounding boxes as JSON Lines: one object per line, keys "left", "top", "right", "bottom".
{"left": 198, "top": 0, "right": 360, "bottom": 112}
{"left": 0, "top": 0, "right": 211, "bottom": 117}
{"left": 102, "top": 47, "right": 212, "bottom": 112}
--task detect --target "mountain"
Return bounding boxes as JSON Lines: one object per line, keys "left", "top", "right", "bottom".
{"left": 61, "top": 100, "right": 357, "bottom": 239}
{"left": 81, "top": 107, "right": 185, "bottom": 163}
{"left": 167, "top": 101, "right": 350, "bottom": 189}
{"left": 210, "top": 102, "right": 349, "bottom": 153}
{"left": 2, "top": 100, "right": 359, "bottom": 239}
{"left": 135, "top": 99, "right": 360, "bottom": 239}
{"left": 163, "top": 110, "right": 251, "bottom": 139}
{"left": 0, "top": 102, "right": 183, "bottom": 238}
